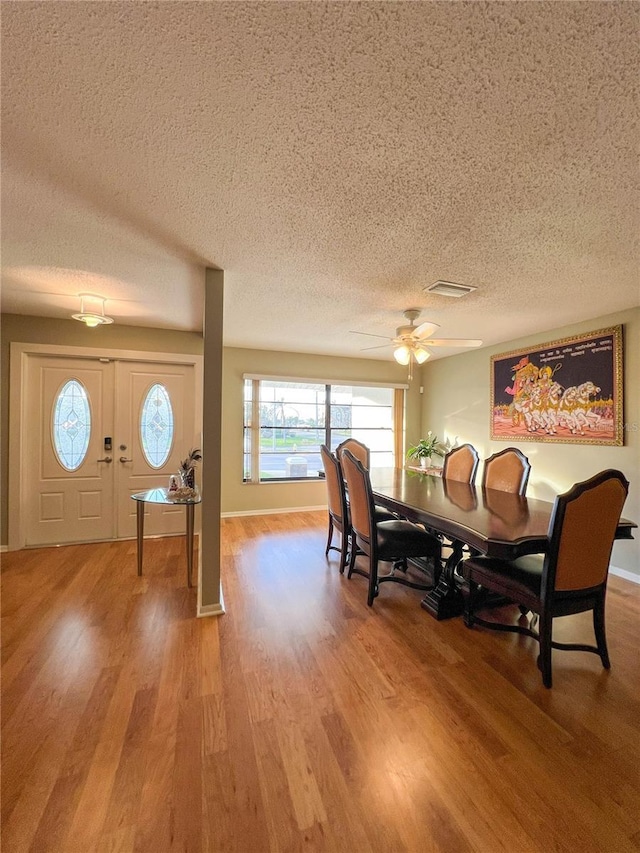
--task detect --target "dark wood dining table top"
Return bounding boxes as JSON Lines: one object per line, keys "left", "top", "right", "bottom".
{"left": 369, "top": 467, "right": 636, "bottom": 560}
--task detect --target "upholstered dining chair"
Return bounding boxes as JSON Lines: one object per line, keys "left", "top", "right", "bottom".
{"left": 463, "top": 469, "right": 629, "bottom": 688}
{"left": 482, "top": 447, "right": 531, "bottom": 495}
{"left": 438, "top": 444, "right": 480, "bottom": 559}
{"left": 442, "top": 443, "right": 480, "bottom": 485}
{"left": 321, "top": 445, "right": 395, "bottom": 574}
{"left": 320, "top": 444, "right": 351, "bottom": 574}
{"left": 336, "top": 437, "right": 370, "bottom": 468}
{"left": 341, "top": 449, "right": 442, "bottom": 607}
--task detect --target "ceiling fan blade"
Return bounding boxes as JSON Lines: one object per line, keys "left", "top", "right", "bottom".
{"left": 349, "top": 330, "right": 392, "bottom": 340}
{"left": 426, "top": 338, "right": 483, "bottom": 347}
{"left": 360, "top": 343, "right": 393, "bottom": 351}
{"left": 413, "top": 321, "right": 440, "bottom": 339}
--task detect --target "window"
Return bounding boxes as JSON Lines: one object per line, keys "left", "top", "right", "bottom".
{"left": 52, "top": 379, "right": 91, "bottom": 471}
{"left": 140, "top": 383, "right": 174, "bottom": 468}
{"left": 243, "top": 378, "right": 402, "bottom": 482}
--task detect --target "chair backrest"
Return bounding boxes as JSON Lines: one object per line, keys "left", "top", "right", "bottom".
{"left": 320, "top": 445, "right": 348, "bottom": 527}
{"left": 340, "top": 449, "right": 375, "bottom": 545}
{"left": 442, "top": 444, "right": 480, "bottom": 484}
{"left": 482, "top": 448, "right": 531, "bottom": 495}
{"left": 336, "top": 438, "right": 370, "bottom": 469}
{"left": 546, "top": 469, "right": 629, "bottom": 593}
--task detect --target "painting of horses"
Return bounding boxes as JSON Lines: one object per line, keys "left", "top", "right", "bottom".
{"left": 490, "top": 326, "right": 623, "bottom": 445}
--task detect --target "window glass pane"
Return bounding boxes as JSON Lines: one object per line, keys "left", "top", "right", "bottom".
{"left": 328, "top": 385, "right": 394, "bottom": 467}
{"left": 52, "top": 379, "right": 91, "bottom": 471}
{"left": 249, "top": 380, "right": 398, "bottom": 480}
{"left": 331, "top": 385, "right": 394, "bottom": 407}
{"left": 140, "top": 383, "right": 174, "bottom": 468}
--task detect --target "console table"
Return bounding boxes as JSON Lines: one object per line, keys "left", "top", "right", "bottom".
{"left": 131, "top": 487, "right": 201, "bottom": 588}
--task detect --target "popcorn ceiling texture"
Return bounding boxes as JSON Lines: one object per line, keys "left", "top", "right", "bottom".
{"left": 1, "top": 2, "right": 638, "bottom": 357}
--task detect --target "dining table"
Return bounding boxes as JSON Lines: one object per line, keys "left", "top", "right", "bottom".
{"left": 369, "top": 467, "right": 637, "bottom": 620}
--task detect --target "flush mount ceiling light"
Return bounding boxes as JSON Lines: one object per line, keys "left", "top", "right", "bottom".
{"left": 71, "top": 293, "right": 114, "bottom": 327}
{"left": 423, "top": 280, "right": 477, "bottom": 298}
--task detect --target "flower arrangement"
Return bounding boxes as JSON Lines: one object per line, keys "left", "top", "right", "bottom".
{"left": 406, "top": 431, "right": 446, "bottom": 463}
{"left": 179, "top": 448, "right": 202, "bottom": 489}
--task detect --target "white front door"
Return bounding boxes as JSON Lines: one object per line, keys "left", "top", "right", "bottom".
{"left": 25, "top": 356, "right": 116, "bottom": 546}
{"left": 23, "top": 354, "right": 198, "bottom": 547}
{"left": 115, "top": 360, "right": 196, "bottom": 539}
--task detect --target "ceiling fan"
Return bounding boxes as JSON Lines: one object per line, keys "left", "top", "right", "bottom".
{"left": 351, "top": 309, "right": 482, "bottom": 379}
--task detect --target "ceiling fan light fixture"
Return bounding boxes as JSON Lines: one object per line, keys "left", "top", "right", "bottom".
{"left": 71, "top": 293, "right": 114, "bottom": 327}
{"left": 413, "top": 347, "right": 430, "bottom": 364}
{"left": 393, "top": 345, "right": 411, "bottom": 365}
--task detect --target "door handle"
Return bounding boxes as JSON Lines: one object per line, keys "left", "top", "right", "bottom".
{"left": 119, "top": 456, "right": 133, "bottom": 463}
{"left": 97, "top": 456, "right": 113, "bottom": 463}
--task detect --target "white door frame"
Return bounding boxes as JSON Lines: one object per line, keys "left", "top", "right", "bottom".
{"left": 8, "top": 342, "right": 203, "bottom": 551}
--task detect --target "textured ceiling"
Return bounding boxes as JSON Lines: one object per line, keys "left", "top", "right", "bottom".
{"left": 2, "top": 2, "right": 638, "bottom": 359}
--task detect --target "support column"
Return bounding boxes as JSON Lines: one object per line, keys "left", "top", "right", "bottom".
{"left": 198, "top": 267, "right": 225, "bottom": 616}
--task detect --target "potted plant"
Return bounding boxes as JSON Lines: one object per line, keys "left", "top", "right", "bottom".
{"left": 406, "top": 432, "right": 446, "bottom": 469}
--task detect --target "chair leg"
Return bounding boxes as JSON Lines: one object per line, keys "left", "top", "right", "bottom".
{"left": 433, "top": 556, "right": 442, "bottom": 587}
{"left": 339, "top": 531, "right": 349, "bottom": 575}
{"left": 463, "top": 578, "right": 479, "bottom": 628}
{"left": 593, "top": 595, "right": 611, "bottom": 669}
{"left": 325, "top": 517, "right": 334, "bottom": 556}
{"left": 347, "top": 539, "right": 357, "bottom": 579}
{"left": 538, "top": 612, "right": 553, "bottom": 688}
{"left": 367, "top": 555, "right": 378, "bottom": 607}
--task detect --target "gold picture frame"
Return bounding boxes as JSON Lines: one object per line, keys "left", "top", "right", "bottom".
{"left": 490, "top": 325, "right": 623, "bottom": 445}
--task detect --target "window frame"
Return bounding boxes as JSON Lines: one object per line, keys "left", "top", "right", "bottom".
{"left": 243, "top": 375, "right": 407, "bottom": 483}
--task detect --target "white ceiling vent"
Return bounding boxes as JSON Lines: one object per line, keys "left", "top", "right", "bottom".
{"left": 424, "top": 280, "right": 477, "bottom": 298}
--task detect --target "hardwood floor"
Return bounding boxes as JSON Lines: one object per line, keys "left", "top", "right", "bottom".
{"left": 2, "top": 512, "right": 640, "bottom": 852}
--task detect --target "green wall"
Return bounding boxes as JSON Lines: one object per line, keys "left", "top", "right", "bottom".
{"left": 221, "top": 346, "right": 419, "bottom": 515}
{"left": 419, "top": 307, "right": 640, "bottom": 578}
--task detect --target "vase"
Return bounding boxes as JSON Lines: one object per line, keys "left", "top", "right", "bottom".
{"left": 420, "top": 456, "right": 431, "bottom": 469}
{"left": 181, "top": 468, "right": 195, "bottom": 490}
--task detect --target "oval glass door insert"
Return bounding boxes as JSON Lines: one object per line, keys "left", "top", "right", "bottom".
{"left": 140, "top": 383, "right": 174, "bottom": 468}
{"left": 52, "top": 379, "right": 92, "bottom": 471}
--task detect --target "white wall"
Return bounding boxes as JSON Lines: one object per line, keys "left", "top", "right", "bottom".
{"left": 420, "top": 307, "right": 640, "bottom": 578}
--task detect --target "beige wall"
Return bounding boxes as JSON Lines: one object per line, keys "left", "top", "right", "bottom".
{"left": 1, "top": 315, "right": 419, "bottom": 542}
{"left": 221, "top": 347, "right": 420, "bottom": 514}
{"left": 419, "top": 307, "right": 640, "bottom": 577}
{"left": 0, "top": 313, "right": 203, "bottom": 545}
{"left": 4, "top": 310, "right": 637, "bottom": 578}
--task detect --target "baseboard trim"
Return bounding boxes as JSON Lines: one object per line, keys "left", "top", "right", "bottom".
{"left": 0, "top": 545, "right": 7, "bottom": 553}
{"left": 197, "top": 587, "right": 226, "bottom": 618}
{"left": 610, "top": 566, "right": 640, "bottom": 585}
{"left": 221, "top": 505, "right": 325, "bottom": 518}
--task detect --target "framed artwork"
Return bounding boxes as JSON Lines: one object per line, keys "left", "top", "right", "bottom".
{"left": 490, "top": 325, "right": 623, "bottom": 445}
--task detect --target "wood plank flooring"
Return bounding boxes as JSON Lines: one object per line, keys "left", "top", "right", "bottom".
{"left": 2, "top": 512, "right": 640, "bottom": 852}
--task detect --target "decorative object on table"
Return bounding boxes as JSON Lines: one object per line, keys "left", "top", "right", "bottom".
{"left": 168, "top": 485, "right": 198, "bottom": 502}
{"left": 406, "top": 432, "right": 447, "bottom": 469}
{"left": 490, "top": 325, "right": 623, "bottom": 445}
{"left": 179, "top": 448, "right": 202, "bottom": 489}
{"left": 349, "top": 309, "right": 482, "bottom": 380}
{"left": 168, "top": 474, "right": 179, "bottom": 492}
